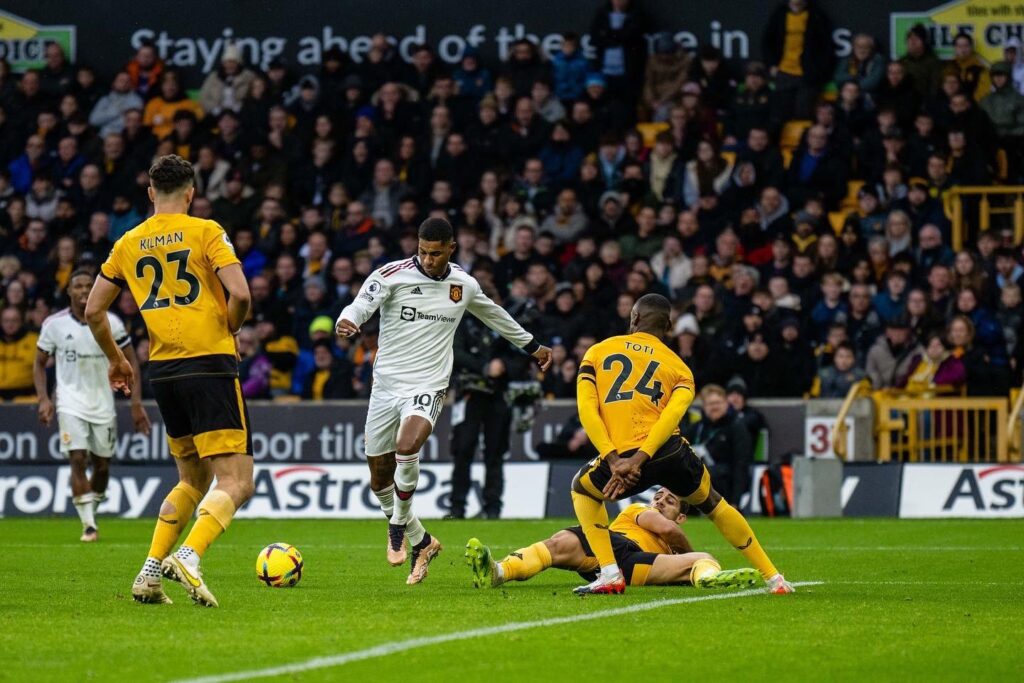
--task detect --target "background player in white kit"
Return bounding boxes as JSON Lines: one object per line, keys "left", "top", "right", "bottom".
{"left": 33, "top": 269, "right": 150, "bottom": 541}
{"left": 337, "top": 218, "right": 552, "bottom": 584}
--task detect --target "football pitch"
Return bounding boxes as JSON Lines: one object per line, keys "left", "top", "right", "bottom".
{"left": 2, "top": 517, "right": 1022, "bottom": 682}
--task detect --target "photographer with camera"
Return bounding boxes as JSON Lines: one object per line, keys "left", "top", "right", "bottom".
{"left": 448, "top": 294, "right": 542, "bottom": 519}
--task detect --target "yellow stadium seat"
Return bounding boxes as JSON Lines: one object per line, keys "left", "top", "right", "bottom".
{"left": 996, "top": 148, "right": 1008, "bottom": 181}
{"left": 828, "top": 211, "right": 847, "bottom": 234}
{"left": 780, "top": 119, "right": 812, "bottom": 153}
{"left": 720, "top": 150, "right": 736, "bottom": 166}
{"left": 841, "top": 180, "right": 865, "bottom": 210}
{"left": 782, "top": 148, "right": 794, "bottom": 169}
{"left": 636, "top": 122, "right": 669, "bottom": 148}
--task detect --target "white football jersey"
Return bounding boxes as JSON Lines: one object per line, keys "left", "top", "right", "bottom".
{"left": 338, "top": 257, "right": 539, "bottom": 394}
{"left": 37, "top": 309, "right": 131, "bottom": 423}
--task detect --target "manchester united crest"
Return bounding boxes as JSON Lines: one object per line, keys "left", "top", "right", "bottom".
{"left": 449, "top": 284, "right": 463, "bottom": 302}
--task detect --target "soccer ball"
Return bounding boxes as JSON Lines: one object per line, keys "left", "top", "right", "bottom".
{"left": 256, "top": 543, "right": 304, "bottom": 588}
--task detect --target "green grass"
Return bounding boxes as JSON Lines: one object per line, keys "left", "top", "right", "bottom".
{"left": 2, "top": 517, "right": 1022, "bottom": 682}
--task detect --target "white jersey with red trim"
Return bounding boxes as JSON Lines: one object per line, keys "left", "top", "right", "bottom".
{"left": 338, "top": 257, "right": 538, "bottom": 394}
{"left": 37, "top": 308, "right": 131, "bottom": 423}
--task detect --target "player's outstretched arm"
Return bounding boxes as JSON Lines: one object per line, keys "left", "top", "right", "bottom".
{"left": 32, "top": 348, "right": 54, "bottom": 426}
{"left": 465, "top": 284, "right": 550, "bottom": 369}
{"left": 336, "top": 271, "right": 390, "bottom": 337}
{"left": 215, "top": 263, "right": 252, "bottom": 334}
{"left": 85, "top": 277, "right": 134, "bottom": 395}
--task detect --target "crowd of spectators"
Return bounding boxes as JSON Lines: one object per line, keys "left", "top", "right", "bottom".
{"left": 1, "top": 0, "right": 1023, "bottom": 404}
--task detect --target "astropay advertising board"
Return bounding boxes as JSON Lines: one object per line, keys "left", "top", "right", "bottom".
{"left": 0, "top": 464, "right": 550, "bottom": 519}
{"left": 899, "top": 464, "right": 1024, "bottom": 518}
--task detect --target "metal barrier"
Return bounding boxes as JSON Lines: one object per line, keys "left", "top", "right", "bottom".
{"left": 874, "top": 394, "right": 1010, "bottom": 463}
{"left": 831, "top": 380, "right": 871, "bottom": 461}
{"left": 949, "top": 185, "right": 1024, "bottom": 251}
{"left": 1009, "top": 388, "right": 1024, "bottom": 461}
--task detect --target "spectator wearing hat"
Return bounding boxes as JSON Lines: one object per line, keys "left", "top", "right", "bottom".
{"left": 143, "top": 70, "right": 203, "bottom": 140}
{"left": 866, "top": 314, "right": 921, "bottom": 388}
{"left": 683, "top": 384, "right": 753, "bottom": 504}
{"left": 88, "top": 71, "right": 143, "bottom": 138}
{"left": 763, "top": 0, "right": 835, "bottom": 123}
{"left": 453, "top": 47, "right": 494, "bottom": 103}
{"left": 692, "top": 45, "right": 734, "bottom": 113}
{"left": 900, "top": 24, "right": 944, "bottom": 98}
{"left": 199, "top": 42, "right": 256, "bottom": 117}
{"left": 550, "top": 32, "right": 587, "bottom": 102}
{"left": 318, "top": 46, "right": 350, "bottom": 113}
{"left": 725, "top": 64, "right": 772, "bottom": 143}
{"left": 583, "top": 71, "right": 630, "bottom": 135}
{"left": 980, "top": 61, "right": 1024, "bottom": 178}
{"left": 834, "top": 33, "right": 885, "bottom": 95}
{"left": 290, "top": 315, "right": 350, "bottom": 395}
{"left": 641, "top": 32, "right": 691, "bottom": 122}
{"left": 725, "top": 378, "right": 768, "bottom": 443}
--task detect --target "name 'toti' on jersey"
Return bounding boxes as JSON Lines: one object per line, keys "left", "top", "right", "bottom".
{"left": 37, "top": 309, "right": 131, "bottom": 423}
{"left": 338, "top": 258, "right": 537, "bottom": 394}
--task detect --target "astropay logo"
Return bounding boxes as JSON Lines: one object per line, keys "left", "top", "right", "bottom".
{"left": 900, "top": 464, "right": 1024, "bottom": 518}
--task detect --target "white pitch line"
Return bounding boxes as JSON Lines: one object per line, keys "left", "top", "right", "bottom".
{"left": 172, "top": 581, "right": 822, "bottom": 683}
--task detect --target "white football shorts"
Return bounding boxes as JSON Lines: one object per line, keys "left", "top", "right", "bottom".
{"left": 57, "top": 413, "right": 117, "bottom": 458}
{"left": 363, "top": 386, "right": 446, "bottom": 456}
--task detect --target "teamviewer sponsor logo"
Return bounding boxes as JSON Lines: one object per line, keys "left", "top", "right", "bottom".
{"left": 400, "top": 306, "right": 416, "bottom": 321}
{"left": 416, "top": 311, "right": 456, "bottom": 324}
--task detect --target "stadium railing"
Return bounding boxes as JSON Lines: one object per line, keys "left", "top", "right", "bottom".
{"left": 833, "top": 381, "right": 1018, "bottom": 463}
{"left": 1009, "top": 387, "right": 1023, "bottom": 461}
{"left": 949, "top": 185, "right": 1024, "bottom": 251}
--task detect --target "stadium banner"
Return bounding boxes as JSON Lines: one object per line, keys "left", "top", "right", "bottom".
{"left": 899, "top": 463, "right": 1024, "bottom": 518}
{"left": 840, "top": 463, "right": 903, "bottom": 517}
{"left": 0, "top": 0, "right": 951, "bottom": 78}
{"left": 0, "top": 463, "right": 549, "bottom": 519}
{"left": 0, "top": 401, "right": 806, "bottom": 465}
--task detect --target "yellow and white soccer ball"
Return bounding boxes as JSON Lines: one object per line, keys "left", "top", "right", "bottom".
{"left": 256, "top": 543, "right": 304, "bottom": 587}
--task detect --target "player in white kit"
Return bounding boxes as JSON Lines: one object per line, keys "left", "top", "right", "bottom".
{"left": 337, "top": 218, "right": 552, "bottom": 584}
{"left": 33, "top": 269, "right": 150, "bottom": 541}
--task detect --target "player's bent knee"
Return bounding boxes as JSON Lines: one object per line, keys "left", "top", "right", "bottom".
{"left": 546, "top": 531, "right": 581, "bottom": 562}
{"left": 696, "top": 489, "right": 723, "bottom": 516}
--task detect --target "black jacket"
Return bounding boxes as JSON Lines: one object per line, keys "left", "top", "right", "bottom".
{"left": 683, "top": 410, "right": 753, "bottom": 503}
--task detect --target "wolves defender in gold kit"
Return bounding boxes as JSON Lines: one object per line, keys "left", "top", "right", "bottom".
{"left": 86, "top": 154, "right": 253, "bottom": 607}
{"left": 569, "top": 293, "right": 794, "bottom": 595}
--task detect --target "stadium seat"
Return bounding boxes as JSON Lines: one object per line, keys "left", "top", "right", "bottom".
{"left": 828, "top": 211, "right": 846, "bottom": 234}
{"left": 841, "top": 180, "right": 865, "bottom": 210}
{"left": 720, "top": 150, "right": 737, "bottom": 167}
{"left": 637, "top": 122, "right": 669, "bottom": 148}
{"left": 780, "top": 120, "right": 812, "bottom": 154}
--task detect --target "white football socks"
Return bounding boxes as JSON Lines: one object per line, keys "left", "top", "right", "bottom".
{"left": 73, "top": 492, "right": 96, "bottom": 530}
{"left": 391, "top": 454, "right": 420, "bottom": 526}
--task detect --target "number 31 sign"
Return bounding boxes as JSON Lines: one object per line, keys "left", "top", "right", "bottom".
{"left": 804, "top": 417, "right": 855, "bottom": 459}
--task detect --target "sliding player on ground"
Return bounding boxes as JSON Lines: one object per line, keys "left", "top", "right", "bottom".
{"left": 465, "top": 487, "right": 760, "bottom": 589}
{"left": 571, "top": 293, "right": 793, "bottom": 595}
{"left": 336, "top": 217, "right": 551, "bottom": 584}
{"left": 86, "top": 154, "right": 254, "bottom": 607}
{"left": 33, "top": 268, "right": 150, "bottom": 542}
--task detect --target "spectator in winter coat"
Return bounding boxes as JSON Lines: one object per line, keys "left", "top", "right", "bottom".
{"left": 866, "top": 315, "right": 921, "bottom": 388}
{"left": 641, "top": 32, "right": 691, "bottom": 121}
{"left": 833, "top": 34, "right": 886, "bottom": 95}
{"left": 898, "top": 333, "right": 966, "bottom": 395}
{"left": 682, "top": 384, "right": 753, "bottom": 503}
{"left": 199, "top": 43, "right": 257, "bottom": 117}
{"left": 812, "top": 342, "right": 866, "bottom": 397}
{"left": 550, "top": 33, "right": 588, "bottom": 101}
{"left": 88, "top": 71, "right": 143, "bottom": 138}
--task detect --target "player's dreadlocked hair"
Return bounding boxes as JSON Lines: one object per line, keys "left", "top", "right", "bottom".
{"left": 418, "top": 217, "right": 454, "bottom": 243}
{"left": 148, "top": 154, "right": 195, "bottom": 194}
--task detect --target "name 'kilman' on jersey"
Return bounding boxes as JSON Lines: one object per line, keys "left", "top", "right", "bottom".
{"left": 338, "top": 257, "right": 540, "bottom": 394}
